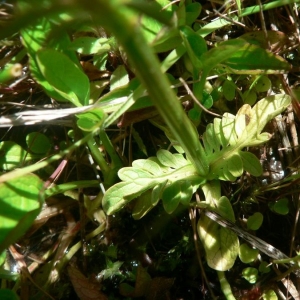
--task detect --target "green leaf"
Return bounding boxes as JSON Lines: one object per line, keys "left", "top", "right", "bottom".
{"left": 254, "top": 75, "right": 271, "bottom": 92}
{"left": 0, "top": 174, "right": 44, "bottom": 254}
{"left": 242, "top": 267, "right": 258, "bottom": 284}
{"left": 151, "top": 181, "right": 167, "bottom": 205}
{"left": 36, "top": 49, "right": 90, "bottom": 106}
{"left": 185, "top": 3, "right": 201, "bottom": 26}
{"left": 26, "top": 132, "right": 51, "bottom": 154}
{"left": 239, "top": 151, "right": 262, "bottom": 176}
{"left": 199, "top": 183, "right": 239, "bottom": 271}
{"left": 247, "top": 212, "right": 263, "bottom": 230}
{"left": 118, "top": 167, "right": 154, "bottom": 182}
{"left": 227, "top": 154, "right": 243, "bottom": 177}
{"left": 0, "top": 289, "right": 20, "bottom": 300}
{"left": 0, "top": 141, "right": 34, "bottom": 171}
{"left": 222, "top": 79, "right": 236, "bottom": 101}
{"left": 76, "top": 108, "right": 105, "bottom": 132}
{"left": 132, "top": 159, "right": 162, "bottom": 176}
{"left": 157, "top": 149, "right": 178, "bottom": 168}
{"left": 207, "top": 94, "right": 291, "bottom": 180}
{"left": 0, "top": 251, "right": 5, "bottom": 266}
{"left": 110, "top": 65, "right": 129, "bottom": 90}
{"left": 243, "top": 90, "right": 257, "bottom": 105}
{"left": 259, "top": 261, "right": 271, "bottom": 274}
{"left": 262, "top": 290, "right": 278, "bottom": 300}
{"left": 180, "top": 25, "right": 207, "bottom": 71}
{"left": 197, "top": 216, "right": 239, "bottom": 271}
{"left": 132, "top": 190, "right": 154, "bottom": 220}
{"left": 70, "top": 37, "right": 111, "bottom": 55}
{"left": 217, "top": 39, "right": 291, "bottom": 74}
{"left": 162, "top": 180, "right": 193, "bottom": 214}
{"left": 270, "top": 198, "right": 289, "bottom": 215}
{"left": 239, "top": 243, "right": 259, "bottom": 263}
{"left": 103, "top": 181, "right": 156, "bottom": 215}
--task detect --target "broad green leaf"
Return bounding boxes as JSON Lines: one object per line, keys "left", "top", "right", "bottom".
{"left": 270, "top": 198, "right": 289, "bottom": 215}
{"left": 222, "top": 79, "right": 236, "bottom": 101}
{"left": 217, "top": 39, "right": 291, "bottom": 74}
{"left": 180, "top": 25, "right": 207, "bottom": 71}
{"left": 185, "top": 3, "right": 201, "bottom": 26}
{"left": 247, "top": 212, "right": 263, "bottom": 230}
{"left": 0, "top": 141, "right": 34, "bottom": 171}
{"left": 243, "top": 90, "right": 257, "bottom": 105}
{"left": 254, "top": 75, "right": 271, "bottom": 92}
{"left": 199, "top": 185, "right": 239, "bottom": 271}
{"left": 197, "top": 216, "right": 239, "bottom": 271}
{"left": 0, "top": 174, "right": 44, "bottom": 253}
{"left": 70, "top": 37, "right": 111, "bottom": 55}
{"left": 26, "top": 132, "right": 51, "bottom": 154}
{"left": 36, "top": 49, "right": 90, "bottom": 106}
{"left": 227, "top": 154, "right": 243, "bottom": 177}
{"left": 76, "top": 108, "right": 105, "bottom": 132}
{"left": 239, "top": 243, "right": 259, "bottom": 263}
{"left": 239, "top": 151, "right": 262, "bottom": 176}
{"left": 110, "top": 65, "right": 129, "bottom": 90}
{"left": 262, "top": 290, "right": 278, "bottom": 300}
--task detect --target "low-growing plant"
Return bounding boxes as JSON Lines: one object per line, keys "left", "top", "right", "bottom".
{"left": 0, "top": 0, "right": 299, "bottom": 299}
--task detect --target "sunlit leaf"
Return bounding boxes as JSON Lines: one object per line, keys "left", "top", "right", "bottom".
{"left": 70, "top": 37, "right": 111, "bottom": 55}
{"left": 76, "top": 108, "right": 105, "bottom": 132}
{"left": 242, "top": 267, "right": 258, "bottom": 284}
{"left": 36, "top": 49, "right": 90, "bottom": 106}
{"left": 198, "top": 216, "right": 239, "bottom": 271}
{"left": 239, "top": 243, "right": 259, "bottom": 263}
{"left": 157, "top": 149, "right": 179, "bottom": 168}
{"left": 239, "top": 151, "right": 263, "bottom": 176}
{"left": 0, "top": 174, "right": 44, "bottom": 253}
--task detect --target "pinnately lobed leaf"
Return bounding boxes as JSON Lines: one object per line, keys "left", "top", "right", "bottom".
{"left": 207, "top": 94, "right": 291, "bottom": 180}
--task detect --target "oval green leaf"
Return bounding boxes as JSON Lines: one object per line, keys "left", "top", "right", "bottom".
{"left": 36, "top": 49, "right": 90, "bottom": 106}
{"left": 26, "top": 132, "right": 51, "bottom": 154}
{"left": 0, "top": 174, "right": 44, "bottom": 254}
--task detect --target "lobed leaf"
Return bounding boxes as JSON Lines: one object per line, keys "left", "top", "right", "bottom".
{"left": 207, "top": 94, "right": 291, "bottom": 180}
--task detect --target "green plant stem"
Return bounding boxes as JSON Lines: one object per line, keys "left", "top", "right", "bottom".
{"left": 45, "top": 180, "right": 100, "bottom": 197}
{"left": 86, "top": 138, "right": 110, "bottom": 174}
{"left": 240, "top": 0, "right": 300, "bottom": 17}
{"left": 99, "top": 129, "right": 123, "bottom": 186}
{"left": 217, "top": 271, "right": 236, "bottom": 300}
{"left": 80, "top": 0, "right": 208, "bottom": 177}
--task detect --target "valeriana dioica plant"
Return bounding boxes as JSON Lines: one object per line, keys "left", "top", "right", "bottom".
{"left": 103, "top": 93, "right": 291, "bottom": 268}
{"left": 0, "top": 0, "right": 296, "bottom": 298}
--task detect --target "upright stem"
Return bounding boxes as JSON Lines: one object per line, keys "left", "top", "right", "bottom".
{"left": 80, "top": 0, "right": 208, "bottom": 176}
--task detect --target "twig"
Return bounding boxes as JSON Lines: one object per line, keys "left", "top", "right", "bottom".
{"left": 179, "top": 77, "right": 222, "bottom": 118}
